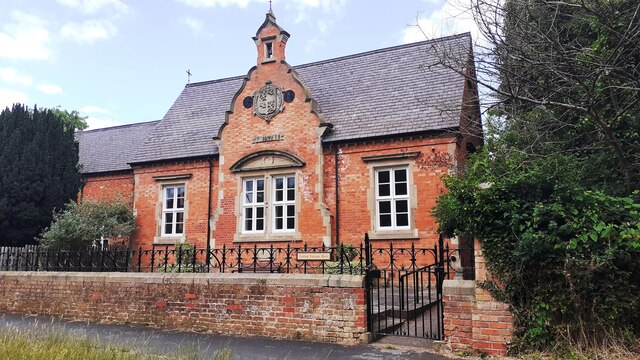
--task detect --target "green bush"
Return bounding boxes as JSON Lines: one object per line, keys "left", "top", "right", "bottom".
{"left": 156, "top": 242, "right": 204, "bottom": 273}
{"left": 39, "top": 199, "right": 136, "bottom": 250}
{"left": 324, "top": 244, "right": 363, "bottom": 274}
{"left": 435, "top": 151, "right": 640, "bottom": 352}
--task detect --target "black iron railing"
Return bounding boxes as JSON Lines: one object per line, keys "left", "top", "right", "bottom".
{"left": 0, "top": 238, "right": 452, "bottom": 276}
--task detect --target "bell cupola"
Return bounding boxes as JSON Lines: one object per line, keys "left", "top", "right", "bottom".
{"left": 252, "top": 8, "right": 290, "bottom": 65}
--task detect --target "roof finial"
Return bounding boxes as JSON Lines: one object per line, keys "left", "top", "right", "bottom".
{"left": 268, "top": 0, "right": 273, "bottom": 14}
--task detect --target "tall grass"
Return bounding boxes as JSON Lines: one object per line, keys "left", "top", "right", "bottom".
{"left": 0, "top": 328, "right": 232, "bottom": 360}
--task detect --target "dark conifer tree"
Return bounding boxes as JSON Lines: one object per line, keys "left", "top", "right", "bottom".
{"left": 0, "top": 104, "right": 82, "bottom": 246}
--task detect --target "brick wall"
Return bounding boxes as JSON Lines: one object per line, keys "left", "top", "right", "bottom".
{"left": 443, "top": 238, "right": 514, "bottom": 355}
{"left": 323, "top": 136, "right": 457, "bottom": 250}
{"left": 0, "top": 272, "right": 368, "bottom": 345}
{"left": 81, "top": 172, "right": 134, "bottom": 203}
{"left": 132, "top": 160, "right": 216, "bottom": 248}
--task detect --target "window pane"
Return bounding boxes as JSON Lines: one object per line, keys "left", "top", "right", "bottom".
{"left": 276, "top": 218, "right": 283, "bottom": 230}
{"left": 380, "top": 214, "right": 392, "bottom": 227}
{"left": 177, "top": 186, "right": 185, "bottom": 197}
{"left": 378, "top": 184, "right": 390, "bottom": 197}
{"left": 275, "top": 177, "right": 283, "bottom": 189}
{"left": 396, "top": 200, "right": 408, "bottom": 213}
{"left": 257, "top": 179, "right": 264, "bottom": 191}
{"left": 287, "top": 189, "right": 295, "bottom": 201}
{"left": 166, "top": 187, "right": 174, "bottom": 199}
{"left": 275, "top": 206, "right": 283, "bottom": 217}
{"left": 245, "top": 207, "right": 253, "bottom": 231}
{"left": 379, "top": 201, "right": 391, "bottom": 214}
{"left": 165, "top": 223, "right": 172, "bottom": 234}
{"left": 287, "top": 217, "right": 295, "bottom": 229}
{"left": 394, "top": 169, "right": 407, "bottom": 182}
{"left": 395, "top": 183, "right": 407, "bottom": 195}
{"left": 176, "top": 212, "right": 184, "bottom": 222}
{"left": 396, "top": 214, "right": 409, "bottom": 227}
{"left": 166, "top": 198, "right": 174, "bottom": 209}
{"left": 256, "top": 191, "right": 264, "bottom": 203}
{"left": 287, "top": 177, "right": 295, "bottom": 188}
{"left": 287, "top": 205, "right": 295, "bottom": 217}
{"left": 176, "top": 223, "right": 184, "bottom": 234}
{"left": 275, "top": 189, "right": 283, "bottom": 202}
{"left": 165, "top": 213, "right": 173, "bottom": 224}
{"left": 256, "top": 207, "right": 264, "bottom": 219}
{"left": 378, "top": 170, "right": 390, "bottom": 184}
{"left": 256, "top": 219, "right": 264, "bottom": 231}
{"left": 177, "top": 198, "right": 184, "bottom": 208}
{"left": 245, "top": 191, "right": 253, "bottom": 204}
{"left": 245, "top": 180, "right": 253, "bottom": 192}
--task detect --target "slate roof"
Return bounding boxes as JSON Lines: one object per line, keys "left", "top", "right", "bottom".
{"left": 76, "top": 120, "right": 159, "bottom": 173}
{"left": 84, "top": 33, "right": 472, "bottom": 172}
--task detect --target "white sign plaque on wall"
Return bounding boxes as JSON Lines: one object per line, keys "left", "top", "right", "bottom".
{"left": 296, "top": 252, "right": 331, "bottom": 261}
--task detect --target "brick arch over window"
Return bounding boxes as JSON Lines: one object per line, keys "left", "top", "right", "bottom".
{"left": 230, "top": 150, "right": 306, "bottom": 173}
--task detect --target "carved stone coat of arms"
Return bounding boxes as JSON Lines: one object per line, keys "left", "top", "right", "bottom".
{"left": 253, "top": 83, "right": 284, "bottom": 123}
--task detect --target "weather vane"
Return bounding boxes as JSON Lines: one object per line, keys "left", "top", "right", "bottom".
{"left": 186, "top": 69, "right": 192, "bottom": 84}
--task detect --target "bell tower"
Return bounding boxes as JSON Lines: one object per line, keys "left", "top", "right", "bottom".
{"left": 252, "top": 8, "right": 290, "bottom": 65}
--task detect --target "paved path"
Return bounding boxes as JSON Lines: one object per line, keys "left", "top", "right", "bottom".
{"left": 0, "top": 313, "right": 458, "bottom": 360}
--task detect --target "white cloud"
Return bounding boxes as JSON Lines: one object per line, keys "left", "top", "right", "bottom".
{"left": 181, "top": 17, "right": 214, "bottom": 37}
{"left": 57, "top": 0, "right": 129, "bottom": 14}
{"left": 401, "top": 0, "right": 481, "bottom": 44}
{"left": 0, "top": 89, "right": 28, "bottom": 110}
{"left": 175, "top": 0, "right": 348, "bottom": 38}
{"left": 85, "top": 116, "right": 120, "bottom": 129}
{"left": 285, "top": 0, "right": 348, "bottom": 24}
{"left": 175, "top": 0, "right": 254, "bottom": 7}
{"left": 0, "top": 67, "right": 33, "bottom": 86}
{"left": 304, "top": 36, "right": 325, "bottom": 54}
{"left": 175, "top": 0, "right": 348, "bottom": 15}
{"left": 0, "top": 11, "right": 51, "bottom": 61}
{"left": 37, "top": 84, "right": 64, "bottom": 94}
{"left": 60, "top": 20, "right": 117, "bottom": 44}
{"left": 80, "top": 105, "right": 110, "bottom": 114}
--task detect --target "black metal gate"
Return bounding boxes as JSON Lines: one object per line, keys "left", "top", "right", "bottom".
{"left": 364, "top": 234, "right": 450, "bottom": 340}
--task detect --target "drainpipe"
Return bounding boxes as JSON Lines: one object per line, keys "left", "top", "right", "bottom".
{"left": 206, "top": 157, "right": 213, "bottom": 267}
{"left": 334, "top": 145, "right": 340, "bottom": 247}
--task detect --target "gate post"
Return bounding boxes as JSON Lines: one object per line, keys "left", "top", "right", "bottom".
{"left": 442, "top": 237, "right": 514, "bottom": 356}
{"left": 364, "top": 233, "right": 373, "bottom": 333}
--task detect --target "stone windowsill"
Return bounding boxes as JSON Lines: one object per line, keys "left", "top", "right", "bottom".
{"left": 368, "top": 230, "right": 419, "bottom": 241}
{"left": 153, "top": 236, "right": 186, "bottom": 245}
{"left": 233, "top": 232, "right": 302, "bottom": 243}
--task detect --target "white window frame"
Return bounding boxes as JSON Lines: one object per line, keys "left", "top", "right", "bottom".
{"left": 271, "top": 174, "right": 296, "bottom": 233}
{"left": 240, "top": 174, "right": 297, "bottom": 235}
{"left": 161, "top": 184, "right": 185, "bottom": 236}
{"left": 242, "top": 177, "right": 266, "bottom": 234}
{"left": 375, "top": 166, "right": 410, "bottom": 231}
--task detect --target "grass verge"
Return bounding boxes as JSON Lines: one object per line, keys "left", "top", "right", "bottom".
{"left": 0, "top": 327, "right": 232, "bottom": 360}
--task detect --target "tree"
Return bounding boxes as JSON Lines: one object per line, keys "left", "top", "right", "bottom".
{"left": 428, "top": 0, "right": 640, "bottom": 352}
{"left": 429, "top": 0, "right": 640, "bottom": 195}
{"left": 50, "top": 107, "right": 88, "bottom": 131}
{"left": 0, "top": 104, "right": 82, "bottom": 246}
{"left": 40, "top": 199, "right": 136, "bottom": 250}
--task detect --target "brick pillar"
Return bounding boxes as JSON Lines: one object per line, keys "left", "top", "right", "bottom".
{"left": 442, "top": 238, "right": 514, "bottom": 356}
{"left": 443, "top": 280, "right": 476, "bottom": 351}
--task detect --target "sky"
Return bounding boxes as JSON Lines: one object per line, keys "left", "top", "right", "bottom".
{"left": 0, "top": 0, "right": 479, "bottom": 129}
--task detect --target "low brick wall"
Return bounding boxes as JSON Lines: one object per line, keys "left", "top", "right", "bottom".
{"left": 443, "top": 280, "right": 513, "bottom": 355}
{"left": 443, "top": 238, "right": 514, "bottom": 356}
{"left": 0, "top": 272, "right": 367, "bottom": 345}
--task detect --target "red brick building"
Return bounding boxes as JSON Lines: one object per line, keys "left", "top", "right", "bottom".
{"left": 77, "top": 11, "right": 481, "bottom": 250}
